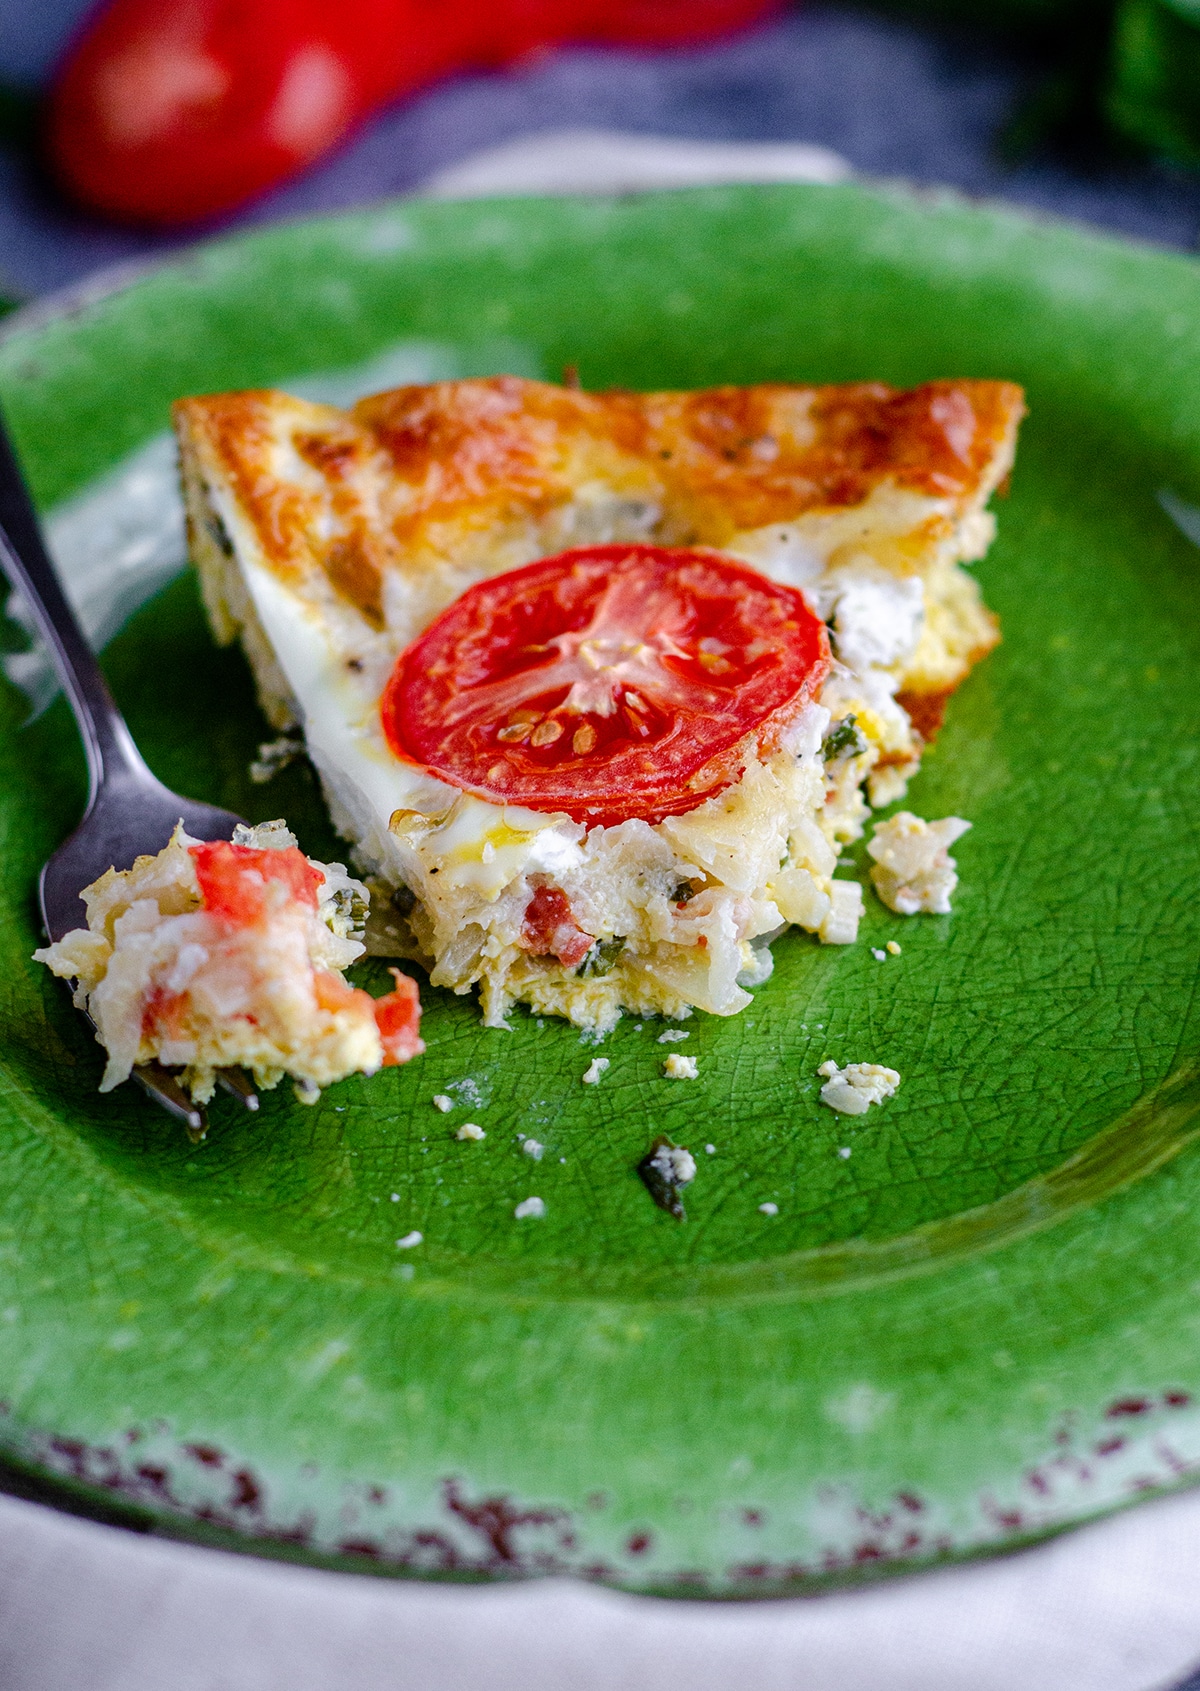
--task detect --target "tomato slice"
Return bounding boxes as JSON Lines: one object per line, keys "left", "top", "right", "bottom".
{"left": 382, "top": 544, "right": 829, "bottom": 829}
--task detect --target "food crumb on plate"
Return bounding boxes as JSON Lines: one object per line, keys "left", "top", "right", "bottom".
{"left": 432, "top": 1094, "right": 453, "bottom": 1113}
{"left": 396, "top": 1231, "right": 423, "bottom": 1248}
{"left": 868, "top": 812, "right": 971, "bottom": 916}
{"left": 456, "top": 1122, "right": 485, "bottom": 1141}
{"left": 582, "top": 1057, "right": 610, "bottom": 1085}
{"left": 658, "top": 1029, "right": 690, "bottom": 1044}
{"left": 759, "top": 1201, "right": 779, "bottom": 1216}
{"left": 522, "top": 1137, "right": 544, "bottom": 1160}
{"left": 871, "top": 947, "right": 887, "bottom": 961}
{"left": 663, "top": 1053, "right": 699, "bottom": 1080}
{"left": 887, "top": 940, "right": 902, "bottom": 956}
{"left": 390, "top": 1192, "right": 400, "bottom": 1201}
{"left": 818, "top": 1060, "right": 901, "bottom": 1115}
{"left": 649, "top": 1143, "right": 696, "bottom": 1185}
{"left": 837, "top": 1146, "right": 852, "bottom": 1158}
{"left": 514, "top": 1196, "right": 545, "bottom": 1219}
{"left": 249, "top": 735, "right": 304, "bottom": 783}
{"left": 705, "top": 1143, "right": 716, "bottom": 1155}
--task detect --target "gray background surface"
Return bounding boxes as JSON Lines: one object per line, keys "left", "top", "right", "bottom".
{"left": 4, "top": 1, "right": 1200, "bottom": 297}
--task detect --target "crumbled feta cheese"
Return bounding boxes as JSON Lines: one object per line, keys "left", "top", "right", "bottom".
{"left": 396, "top": 1231, "right": 423, "bottom": 1248}
{"left": 514, "top": 1196, "right": 545, "bottom": 1219}
{"left": 657, "top": 1029, "right": 690, "bottom": 1044}
{"left": 647, "top": 1143, "right": 696, "bottom": 1186}
{"left": 778, "top": 700, "right": 830, "bottom": 761}
{"left": 886, "top": 940, "right": 902, "bottom": 956}
{"left": 818, "top": 1060, "right": 901, "bottom": 1116}
{"left": 871, "top": 947, "right": 887, "bottom": 962}
{"left": 867, "top": 812, "right": 971, "bottom": 916}
{"left": 663, "top": 1053, "right": 699, "bottom": 1079}
{"left": 818, "top": 879, "right": 863, "bottom": 945}
{"left": 582, "top": 1057, "right": 610, "bottom": 1085}
{"left": 432, "top": 1094, "right": 453, "bottom": 1113}
{"left": 705, "top": 1143, "right": 716, "bottom": 1155}
{"left": 826, "top": 568, "right": 925, "bottom": 674}
{"left": 758, "top": 1201, "right": 779, "bottom": 1216}
{"left": 522, "top": 1137, "right": 544, "bottom": 1160}
{"left": 456, "top": 1122, "right": 485, "bottom": 1141}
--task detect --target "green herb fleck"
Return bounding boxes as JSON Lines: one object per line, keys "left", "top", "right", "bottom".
{"left": 580, "top": 936, "right": 625, "bottom": 977}
{"left": 822, "top": 715, "right": 867, "bottom": 762}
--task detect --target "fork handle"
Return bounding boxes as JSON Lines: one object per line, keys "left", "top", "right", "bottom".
{"left": 0, "top": 406, "right": 151, "bottom": 803}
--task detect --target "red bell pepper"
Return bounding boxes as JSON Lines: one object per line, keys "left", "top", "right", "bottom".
{"left": 47, "top": 0, "right": 780, "bottom": 226}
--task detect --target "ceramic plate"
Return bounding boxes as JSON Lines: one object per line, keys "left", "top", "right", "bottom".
{"left": 1, "top": 182, "right": 1199, "bottom": 1593}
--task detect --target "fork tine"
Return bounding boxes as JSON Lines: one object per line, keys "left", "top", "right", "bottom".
{"left": 133, "top": 1062, "right": 208, "bottom": 1143}
{"left": 216, "top": 1067, "right": 260, "bottom": 1111}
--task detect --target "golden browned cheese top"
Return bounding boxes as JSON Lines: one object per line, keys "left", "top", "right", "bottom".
{"left": 175, "top": 374, "right": 1024, "bottom": 621}
{"left": 355, "top": 376, "right": 1023, "bottom": 533}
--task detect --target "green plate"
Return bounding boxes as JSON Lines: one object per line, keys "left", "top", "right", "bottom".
{"left": 1, "top": 181, "right": 1200, "bottom": 1594}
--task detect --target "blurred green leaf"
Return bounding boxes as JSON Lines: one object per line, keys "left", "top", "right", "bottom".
{"left": 876, "top": 0, "right": 1200, "bottom": 173}
{"left": 1107, "top": 0, "right": 1200, "bottom": 165}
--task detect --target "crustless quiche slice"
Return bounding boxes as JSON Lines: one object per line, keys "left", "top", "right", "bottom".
{"left": 172, "top": 375, "right": 1023, "bottom": 1033}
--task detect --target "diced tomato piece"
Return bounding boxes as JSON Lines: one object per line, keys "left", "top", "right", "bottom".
{"left": 142, "top": 983, "right": 190, "bottom": 1040}
{"left": 191, "top": 840, "right": 323, "bottom": 925}
{"left": 313, "top": 969, "right": 375, "bottom": 1018}
{"left": 521, "top": 885, "right": 594, "bottom": 968}
{"left": 374, "top": 969, "right": 425, "bottom": 1066}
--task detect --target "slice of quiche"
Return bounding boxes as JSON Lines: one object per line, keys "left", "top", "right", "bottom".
{"left": 173, "top": 375, "right": 1023, "bottom": 1033}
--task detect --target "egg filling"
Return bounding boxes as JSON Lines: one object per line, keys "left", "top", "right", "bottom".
{"left": 34, "top": 820, "right": 423, "bottom": 1103}
{"left": 173, "top": 376, "right": 1022, "bottom": 1033}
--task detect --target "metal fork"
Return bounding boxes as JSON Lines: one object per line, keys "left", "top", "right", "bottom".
{"left": 0, "top": 405, "right": 259, "bottom": 1140}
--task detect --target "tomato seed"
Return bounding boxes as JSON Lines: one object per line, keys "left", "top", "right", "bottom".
{"left": 497, "top": 723, "right": 531, "bottom": 743}
{"left": 573, "top": 724, "right": 597, "bottom": 755}
{"left": 530, "top": 719, "right": 564, "bottom": 747}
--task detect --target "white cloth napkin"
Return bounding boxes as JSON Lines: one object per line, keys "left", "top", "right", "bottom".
{"left": 5, "top": 132, "right": 1198, "bottom": 1691}
{"left": 2, "top": 1483, "right": 1200, "bottom": 1691}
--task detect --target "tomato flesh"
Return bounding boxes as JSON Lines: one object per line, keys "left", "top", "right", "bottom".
{"left": 373, "top": 969, "right": 425, "bottom": 1066}
{"left": 47, "top": 0, "right": 777, "bottom": 226}
{"left": 191, "top": 840, "right": 323, "bottom": 924}
{"left": 382, "top": 544, "right": 829, "bottom": 828}
{"left": 521, "top": 885, "right": 594, "bottom": 966}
